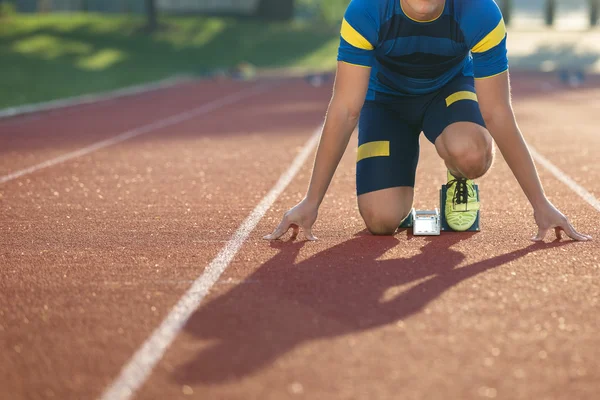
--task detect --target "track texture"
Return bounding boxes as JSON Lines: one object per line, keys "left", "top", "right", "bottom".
{"left": 1, "top": 72, "right": 599, "bottom": 400}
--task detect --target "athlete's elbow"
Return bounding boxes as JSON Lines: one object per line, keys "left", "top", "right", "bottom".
{"left": 481, "top": 104, "right": 514, "bottom": 130}
{"left": 328, "top": 99, "right": 362, "bottom": 124}
{"left": 346, "top": 106, "right": 362, "bottom": 123}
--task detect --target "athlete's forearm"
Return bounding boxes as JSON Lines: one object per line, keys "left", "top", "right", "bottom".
{"left": 305, "top": 104, "right": 359, "bottom": 207}
{"left": 486, "top": 110, "right": 548, "bottom": 208}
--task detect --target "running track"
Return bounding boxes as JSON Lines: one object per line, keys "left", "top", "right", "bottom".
{"left": 1, "top": 73, "right": 599, "bottom": 400}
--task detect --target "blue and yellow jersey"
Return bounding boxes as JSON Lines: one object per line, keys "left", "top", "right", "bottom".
{"left": 337, "top": 0, "right": 508, "bottom": 99}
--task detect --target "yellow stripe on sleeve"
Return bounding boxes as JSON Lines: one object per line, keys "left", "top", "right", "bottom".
{"left": 474, "top": 68, "right": 509, "bottom": 80}
{"left": 472, "top": 18, "right": 506, "bottom": 53}
{"left": 357, "top": 141, "right": 389, "bottom": 162}
{"left": 339, "top": 61, "right": 372, "bottom": 68}
{"left": 341, "top": 18, "right": 374, "bottom": 51}
{"left": 445, "top": 91, "right": 478, "bottom": 107}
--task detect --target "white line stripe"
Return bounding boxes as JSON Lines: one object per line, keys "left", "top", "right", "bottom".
{"left": 529, "top": 146, "right": 600, "bottom": 212}
{"left": 98, "top": 127, "right": 322, "bottom": 400}
{"left": 0, "top": 84, "right": 272, "bottom": 185}
{"left": 0, "top": 75, "right": 193, "bottom": 120}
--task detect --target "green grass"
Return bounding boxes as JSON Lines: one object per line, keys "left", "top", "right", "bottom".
{"left": 0, "top": 13, "right": 340, "bottom": 109}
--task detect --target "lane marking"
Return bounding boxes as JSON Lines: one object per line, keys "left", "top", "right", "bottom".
{"left": 0, "top": 84, "right": 273, "bottom": 185}
{"left": 99, "top": 127, "right": 322, "bottom": 400}
{"left": 0, "top": 75, "right": 192, "bottom": 120}
{"left": 529, "top": 146, "right": 600, "bottom": 212}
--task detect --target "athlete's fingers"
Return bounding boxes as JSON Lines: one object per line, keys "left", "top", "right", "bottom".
{"left": 532, "top": 227, "right": 549, "bottom": 242}
{"left": 554, "top": 227, "right": 563, "bottom": 240}
{"left": 290, "top": 224, "right": 300, "bottom": 240}
{"left": 263, "top": 217, "right": 292, "bottom": 240}
{"left": 303, "top": 225, "right": 318, "bottom": 241}
{"left": 560, "top": 221, "right": 591, "bottom": 242}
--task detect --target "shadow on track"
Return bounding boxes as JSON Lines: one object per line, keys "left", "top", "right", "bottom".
{"left": 174, "top": 232, "right": 570, "bottom": 384}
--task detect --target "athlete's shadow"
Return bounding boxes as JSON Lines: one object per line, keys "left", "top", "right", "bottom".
{"left": 174, "top": 232, "right": 568, "bottom": 384}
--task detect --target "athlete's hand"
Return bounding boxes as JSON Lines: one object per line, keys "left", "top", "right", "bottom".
{"left": 532, "top": 200, "right": 592, "bottom": 242}
{"left": 263, "top": 199, "right": 319, "bottom": 241}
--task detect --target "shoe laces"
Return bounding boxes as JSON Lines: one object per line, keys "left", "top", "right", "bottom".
{"left": 447, "top": 177, "right": 471, "bottom": 207}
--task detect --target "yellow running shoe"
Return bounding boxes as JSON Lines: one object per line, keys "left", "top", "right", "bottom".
{"left": 445, "top": 170, "right": 480, "bottom": 231}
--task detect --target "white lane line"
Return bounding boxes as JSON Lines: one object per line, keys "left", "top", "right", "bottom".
{"left": 529, "top": 146, "right": 600, "bottom": 212}
{"left": 0, "top": 84, "right": 273, "bottom": 185}
{"left": 98, "top": 127, "right": 322, "bottom": 400}
{"left": 0, "top": 75, "right": 192, "bottom": 120}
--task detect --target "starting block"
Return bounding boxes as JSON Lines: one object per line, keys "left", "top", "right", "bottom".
{"left": 399, "top": 184, "right": 481, "bottom": 235}
{"left": 411, "top": 208, "right": 441, "bottom": 235}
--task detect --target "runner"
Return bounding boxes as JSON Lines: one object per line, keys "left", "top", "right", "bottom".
{"left": 265, "top": 0, "right": 591, "bottom": 242}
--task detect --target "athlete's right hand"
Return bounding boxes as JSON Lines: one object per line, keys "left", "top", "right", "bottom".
{"left": 263, "top": 198, "right": 319, "bottom": 241}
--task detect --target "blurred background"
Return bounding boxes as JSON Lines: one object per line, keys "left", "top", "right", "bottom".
{"left": 1, "top": 0, "right": 599, "bottom": 110}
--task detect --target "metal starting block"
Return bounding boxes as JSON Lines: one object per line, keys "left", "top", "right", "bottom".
{"left": 398, "top": 184, "right": 481, "bottom": 235}
{"left": 411, "top": 209, "right": 441, "bottom": 235}
{"left": 399, "top": 208, "right": 441, "bottom": 235}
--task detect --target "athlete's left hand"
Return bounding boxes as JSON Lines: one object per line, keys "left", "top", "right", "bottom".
{"left": 532, "top": 200, "right": 592, "bottom": 242}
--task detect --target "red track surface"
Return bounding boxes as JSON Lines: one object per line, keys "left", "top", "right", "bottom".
{"left": 1, "top": 73, "right": 599, "bottom": 400}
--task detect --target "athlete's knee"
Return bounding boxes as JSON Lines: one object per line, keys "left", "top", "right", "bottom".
{"left": 445, "top": 127, "right": 493, "bottom": 179}
{"left": 361, "top": 206, "right": 410, "bottom": 236}
{"left": 455, "top": 146, "right": 492, "bottom": 179}
{"left": 358, "top": 187, "right": 413, "bottom": 236}
{"left": 365, "top": 216, "right": 401, "bottom": 236}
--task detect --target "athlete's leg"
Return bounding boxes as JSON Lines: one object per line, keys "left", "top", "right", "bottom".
{"left": 422, "top": 75, "right": 490, "bottom": 231}
{"left": 356, "top": 101, "right": 421, "bottom": 236}
{"left": 423, "top": 76, "right": 494, "bottom": 179}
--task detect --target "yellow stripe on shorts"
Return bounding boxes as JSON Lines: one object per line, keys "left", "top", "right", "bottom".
{"left": 357, "top": 141, "right": 390, "bottom": 162}
{"left": 445, "top": 91, "right": 478, "bottom": 107}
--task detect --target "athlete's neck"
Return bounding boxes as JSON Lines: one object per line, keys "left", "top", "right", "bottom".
{"left": 400, "top": 0, "right": 445, "bottom": 22}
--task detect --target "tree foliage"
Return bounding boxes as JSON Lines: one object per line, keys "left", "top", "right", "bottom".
{"left": 145, "top": 0, "right": 157, "bottom": 32}
{"left": 257, "top": 0, "right": 295, "bottom": 20}
{"left": 297, "top": 0, "right": 348, "bottom": 25}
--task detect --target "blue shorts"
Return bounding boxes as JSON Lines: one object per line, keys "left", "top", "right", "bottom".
{"left": 356, "top": 75, "right": 486, "bottom": 195}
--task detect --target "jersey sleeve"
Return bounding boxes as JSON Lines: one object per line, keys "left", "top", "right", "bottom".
{"left": 461, "top": 0, "right": 509, "bottom": 79}
{"left": 337, "top": 0, "right": 379, "bottom": 68}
